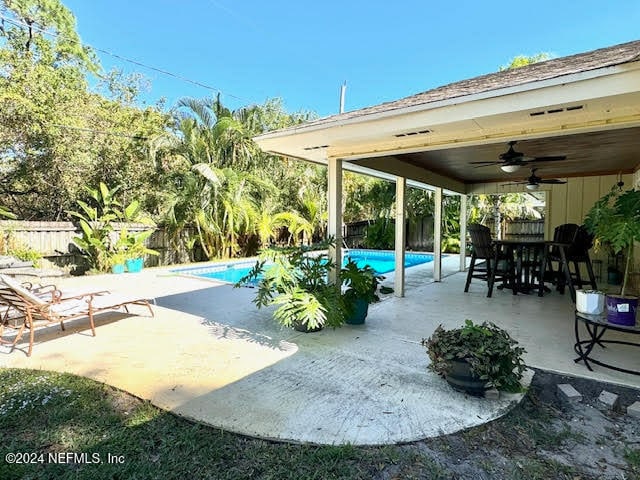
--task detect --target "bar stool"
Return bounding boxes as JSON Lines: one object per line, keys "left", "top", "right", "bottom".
{"left": 464, "top": 224, "right": 515, "bottom": 297}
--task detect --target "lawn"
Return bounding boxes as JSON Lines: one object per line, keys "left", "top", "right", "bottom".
{"left": 0, "top": 368, "right": 638, "bottom": 480}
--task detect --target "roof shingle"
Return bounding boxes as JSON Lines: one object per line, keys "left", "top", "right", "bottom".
{"left": 299, "top": 39, "right": 640, "bottom": 129}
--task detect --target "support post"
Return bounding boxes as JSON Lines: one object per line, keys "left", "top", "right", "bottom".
{"left": 327, "top": 157, "right": 343, "bottom": 284}
{"left": 434, "top": 187, "right": 443, "bottom": 282}
{"left": 459, "top": 194, "right": 467, "bottom": 272}
{"left": 394, "top": 176, "right": 406, "bottom": 297}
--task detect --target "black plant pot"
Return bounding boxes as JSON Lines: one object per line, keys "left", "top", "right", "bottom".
{"left": 445, "top": 359, "right": 488, "bottom": 396}
{"left": 293, "top": 321, "right": 323, "bottom": 333}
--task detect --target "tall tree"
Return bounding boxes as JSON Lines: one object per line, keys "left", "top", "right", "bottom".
{"left": 0, "top": 0, "right": 168, "bottom": 219}
{"left": 499, "top": 52, "right": 552, "bottom": 71}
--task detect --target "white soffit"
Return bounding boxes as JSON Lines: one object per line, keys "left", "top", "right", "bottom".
{"left": 255, "top": 64, "right": 640, "bottom": 164}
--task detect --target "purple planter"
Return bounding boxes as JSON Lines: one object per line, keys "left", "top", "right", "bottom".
{"left": 605, "top": 295, "right": 638, "bottom": 326}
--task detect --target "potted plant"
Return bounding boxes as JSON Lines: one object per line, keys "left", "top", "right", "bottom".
{"left": 124, "top": 229, "right": 159, "bottom": 273}
{"left": 575, "top": 289, "right": 605, "bottom": 315}
{"left": 584, "top": 185, "right": 640, "bottom": 325}
{"left": 237, "top": 241, "right": 348, "bottom": 332}
{"left": 340, "top": 259, "right": 383, "bottom": 325}
{"left": 421, "top": 320, "right": 526, "bottom": 396}
{"left": 108, "top": 252, "right": 127, "bottom": 274}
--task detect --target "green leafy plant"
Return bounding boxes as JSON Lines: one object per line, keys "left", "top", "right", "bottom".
{"left": 584, "top": 186, "right": 640, "bottom": 297}
{"left": 0, "top": 231, "right": 42, "bottom": 267}
{"left": 363, "top": 218, "right": 394, "bottom": 250}
{"left": 0, "top": 206, "right": 16, "bottom": 219}
{"left": 341, "top": 259, "right": 383, "bottom": 305}
{"left": 122, "top": 229, "right": 160, "bottom": 260}
{"left": 68, "top": 183, "right": 157, "bottom": 272}
{"left": 107, "top": 252, "right": 127, "bottom": 268}
{"left": 421, "top": 320, "right": 526, "bottom": 392}
{"left": 237, "top": 241, "right": 348, "bottom": 331}
{"left": 68, "top": 183, "right": 124, "bottom": 271}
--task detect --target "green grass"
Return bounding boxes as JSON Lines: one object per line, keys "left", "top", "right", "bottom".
{"left": 0, "top": 369, "right": 427, "bottom": 480}
{"left": 0, "top": 368, "right": 635, "bottom": 480}
{"left": 626, "top": 447, "right": 640, "bottom": 476}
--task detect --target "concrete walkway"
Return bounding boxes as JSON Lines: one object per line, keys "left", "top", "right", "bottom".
{"left": 4, "top": 256, "right": 636, "bottom": 445}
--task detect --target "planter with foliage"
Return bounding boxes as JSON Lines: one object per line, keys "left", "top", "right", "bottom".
{"left": 575, "top": 289, "right": 605, "bottom": 315}
{"left": 123, "top": 229, "right": 159, "bottom": 272}
{"left": 340, "top": 259, "right": 383, "bottom": 324}
{"left": 584, "top": 185, "right": 640, "bottom": 326}
{"left": 109, "top": 253, "right": 127, "bottom": 274}
{"left": 421, "top": 320, "right": 526, "bottom": 395}
{"left": 237, "top": 242, "right": 348, "bottom": 332}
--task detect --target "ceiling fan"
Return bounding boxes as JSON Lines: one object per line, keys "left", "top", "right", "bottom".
{"left": 471, "top": 141, "right": 567, "bottom": 172}
{"left": 502, "top": 168, "right": 567, "bottom": 191}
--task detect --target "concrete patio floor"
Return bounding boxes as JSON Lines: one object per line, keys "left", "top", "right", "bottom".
{"left": 1, "top": 256, "right": 638, "bottom": 445}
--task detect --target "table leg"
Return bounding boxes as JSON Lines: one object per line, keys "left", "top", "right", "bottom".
{"left": 574, "top": 316, "right": 594, "bottom": 371}
{"left": 538, "top": 244, "right": 547, "bottom": 297}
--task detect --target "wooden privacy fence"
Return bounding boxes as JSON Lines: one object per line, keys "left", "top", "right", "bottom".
{"left": 344, "top": 217, "right": 543, "bottom": 249}
{"left": 344, "top": 218, "right": 435, "bottom": 250}
{"left": 0, "top": 221, "right": 193, "bottom": 267}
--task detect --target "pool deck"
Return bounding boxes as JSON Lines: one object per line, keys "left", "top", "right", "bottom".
{"left": 1, "top": 255, "right": 638, "bottom": 445}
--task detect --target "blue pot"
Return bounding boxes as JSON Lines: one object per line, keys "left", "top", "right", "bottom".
{"left": 111, "top": 264, "right": 125, "bottom": 274}
{"left": 125, "top": 258, "right": 144, "bottom": 273}
{"left": 346, "top": 297, "right": 369, "bottom": 325}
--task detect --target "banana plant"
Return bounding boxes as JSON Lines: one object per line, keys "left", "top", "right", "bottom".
{"left": 68, "top": 183, "right": 151, "bottom": 272}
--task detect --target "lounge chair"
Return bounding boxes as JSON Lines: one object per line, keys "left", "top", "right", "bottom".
{"left": 0, "top": 274, "right": 154, "bottom": 356}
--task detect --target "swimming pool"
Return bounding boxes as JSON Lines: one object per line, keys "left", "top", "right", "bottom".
{"left": 173, "top": 249, "right": 434, "bottom": 285}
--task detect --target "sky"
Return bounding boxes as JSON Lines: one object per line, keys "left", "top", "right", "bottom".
{"left": 62, "top": 0, "right": 640, "bottom": 118}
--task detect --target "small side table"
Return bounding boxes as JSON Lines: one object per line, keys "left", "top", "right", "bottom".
{"left": 574, "top": 311, "right": 640, "bottom": 375}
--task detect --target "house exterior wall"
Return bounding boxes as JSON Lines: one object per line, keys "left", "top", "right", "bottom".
{"left": 466, "top": 173, "right": 635, "bottom": 284}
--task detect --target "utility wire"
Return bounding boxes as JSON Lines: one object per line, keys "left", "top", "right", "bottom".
{"left": 51, "top": 123, "right": 150, "bottom": 140}
{"left": 0, "top": 13, "right": 252, "bottom": 103}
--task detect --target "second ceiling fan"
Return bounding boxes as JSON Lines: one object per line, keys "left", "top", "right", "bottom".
{"left": 471, "top": 141, "right": 567, "bottom": 172}
{"left": 502, "top": 168, "right": 567, "bottom": 190}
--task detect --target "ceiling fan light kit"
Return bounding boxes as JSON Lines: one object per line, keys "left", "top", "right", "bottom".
{"left": 470, "top": 141, "right": 567, "bottom": 170}
{"left": 500, "top": 164, "right": 521, "bottom": 173}
{"left": 502, "top": 167, "right": 567, "bottom": 189}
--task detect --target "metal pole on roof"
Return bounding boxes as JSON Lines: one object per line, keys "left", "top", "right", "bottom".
{"left": 339, "top": 81, "right": 347, "bottom": 113}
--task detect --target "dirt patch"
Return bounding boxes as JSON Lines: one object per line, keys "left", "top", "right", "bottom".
{"left": 385, "top": 369, "right": 640, "bottom": 480}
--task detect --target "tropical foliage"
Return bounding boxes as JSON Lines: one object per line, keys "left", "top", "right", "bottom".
{"left": 0, "top": 0, "right": 552, "bottom": 265}
{"left": 237, "top": 242, "right": 348, "bottom": 331}
{"left": 421, "top": 320, "right": 527, "bottom": 392}
{"left": 584, "top": 186, "right": 640, "bottom": 297}
{"left": 68, "top": 182, "right": 155, "bottom": 271}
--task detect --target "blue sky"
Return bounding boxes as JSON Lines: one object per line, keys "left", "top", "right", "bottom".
{"left": 63, "top": 0, "right": 640, "bottom": 118}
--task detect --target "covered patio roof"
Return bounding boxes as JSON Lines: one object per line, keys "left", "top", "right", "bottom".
{"left": 255, "top": 40, "right": 640, "bottom": 193}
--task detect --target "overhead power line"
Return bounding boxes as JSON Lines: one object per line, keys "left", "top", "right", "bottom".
{"left": 51, "top": 123, "right": 149, "bottom": 140}
{"left": 0, "top": 13, "right": 251, "bottom": 103}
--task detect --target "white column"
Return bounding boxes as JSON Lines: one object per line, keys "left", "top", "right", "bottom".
{"left": 459, "top": 194, "right": 467, "bottom": 272}
{"left": 327, "top": 157, "right": 342, "bottom": 284}
{"left": 394, "top": 176, "right": 406, "bottom": 297}
{"left": 433, "top": 187, "right": 443, "bottom": 282}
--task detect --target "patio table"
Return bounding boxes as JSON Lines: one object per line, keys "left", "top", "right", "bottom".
{"left": 493, "top": 240, "right": 573, "bottom": 298}
{"left": 574, "top": 310, "right": 640, "bottom": 375}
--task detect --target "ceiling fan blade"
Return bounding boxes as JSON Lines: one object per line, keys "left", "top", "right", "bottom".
{"left": 530, "top": 155, "right": 567, "bottom": 162}
{"left": 469, "top": 161, "right": 502, "bottom": 165}
{"left": 501, "top": 182, "right": 528, "bottom": 186}
{"left": 538, "top": 179, "right": 567, "bottom": 184}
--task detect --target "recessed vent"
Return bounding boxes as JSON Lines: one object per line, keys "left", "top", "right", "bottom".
{"left": 529, "top": 105, "right": 584, "bottom": 117}
{"left": 394, "top": 129, "right": 431, "bottom": 138}
{"left": 303, "top": 144, "right": 330, "bottom": 151}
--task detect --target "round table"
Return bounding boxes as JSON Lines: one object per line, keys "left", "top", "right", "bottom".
{"left": 574, "top": 310, "right": 640, "bottom": 375}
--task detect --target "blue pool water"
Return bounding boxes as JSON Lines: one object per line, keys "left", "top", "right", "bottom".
{"left": 173, "top": 250, "right": 434, "bottom": 284}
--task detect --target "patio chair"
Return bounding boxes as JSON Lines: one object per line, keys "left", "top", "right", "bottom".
{"left": 546, "top": 224, "right": 597, "bottom": 294}
{"left": 0, "top": 280, "right": 109, "bottom": 331}
{"left": 464, "top": 224, "right": 515, "bottom": 297}
{"left": 0, "top": 274, "right": 154, "bottom": 357}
